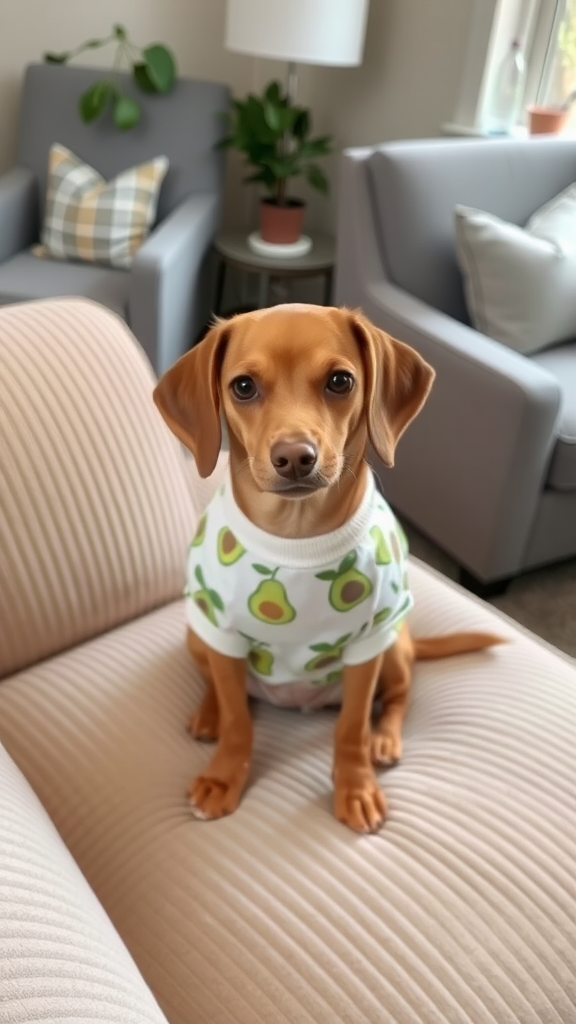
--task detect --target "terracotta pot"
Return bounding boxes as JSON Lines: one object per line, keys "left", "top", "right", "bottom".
{"left": 259, "top": 198, "right": 305, "bottom": 244}
{"left": 526, "top": 105, "right": 568, "bottom": 135}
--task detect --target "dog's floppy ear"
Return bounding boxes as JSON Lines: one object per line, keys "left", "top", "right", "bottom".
{"left": 153, "top": 320, "right": 230, "bottom": 477}
{"left": 347, "top": 310, "right": 435, "bottom": 467}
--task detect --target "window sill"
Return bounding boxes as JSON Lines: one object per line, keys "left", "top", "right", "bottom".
{"left": 441, "top": 121, "right": 528, "bottom": 138}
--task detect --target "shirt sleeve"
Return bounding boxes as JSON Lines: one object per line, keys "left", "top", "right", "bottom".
{"left": 342, "top": 589, "right": 413, "bottom": 665}
{"left": 185, "top": 597, "right": 250, "bottom": 659}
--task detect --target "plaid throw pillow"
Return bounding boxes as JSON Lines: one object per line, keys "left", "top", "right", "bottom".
{"left": 35, "top": 144, "right": 169, "bottom": 269}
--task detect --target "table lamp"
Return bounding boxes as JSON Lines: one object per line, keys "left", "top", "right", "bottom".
{"left": 225, "top": 0, "right": 369, "bottom": 102}
{"left": 224, "top": 0, "right": 369, "bottom": 257}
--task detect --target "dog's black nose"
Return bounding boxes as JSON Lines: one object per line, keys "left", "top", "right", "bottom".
{"left": 270, "top": 439, "right": 318, "bottom": 480}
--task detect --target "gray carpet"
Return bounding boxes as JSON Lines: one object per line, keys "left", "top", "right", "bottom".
{"left": 404, "top": 522, "right": 576, "bottom": 659}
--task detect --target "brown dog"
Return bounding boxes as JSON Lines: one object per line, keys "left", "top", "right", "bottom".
{"left": 154, "top": 304, "right": 502, "bottom": 833}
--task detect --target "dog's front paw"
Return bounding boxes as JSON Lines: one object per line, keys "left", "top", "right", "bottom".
{"left": 370, "top": 726, "right": 402, "bottom": 768}
{"left": 188, "top": 774, "right": 243, "bottom": 820}
{"left": 334, "top": 773, "right": 387, "bottom": 833}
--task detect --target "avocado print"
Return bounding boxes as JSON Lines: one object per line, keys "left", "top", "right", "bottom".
{"left": 316, "top": 550, "right": 373, "bottom": 612}
{"left": 390, "top": 522, "right": 409, "bottom": 563}
{"left": 190, "top": 565, "right": 224, "bottom": 626}
{"left": 249, "top": 646, "right": 274, "bottom": 675}
{"left": 304, "top": 633, "right": 352, "bottom": 672}
{"left": 370, "top": 525, "right": 392, "bottom": 565}
{"left": 217, "top": 526, "right": 245, "bottom": 565}
{"left": 239, "top": 631, "right": 275, "bottom": 675}
{"left": 373, "top": 605, "right": 392, "bottom": 626}
{"left": 312, "top": 669, "right": 341, "bottom": 687}
{"left": 248, "top": 564, "right": 296, "bottom": 624}
{"left": 190, "top": 512, "right": 207, "bottom": 548}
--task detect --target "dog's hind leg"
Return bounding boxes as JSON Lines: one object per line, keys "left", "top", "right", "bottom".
{"left": 371, "top": 623, "right": 414, "bottom": 768}
{"left": 186, "top": 627, "right": 220, "bottom": 741}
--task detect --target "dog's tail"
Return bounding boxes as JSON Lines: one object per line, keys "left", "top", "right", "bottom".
{"left": 413, "top": 632, "right": 506, "bottom": 660}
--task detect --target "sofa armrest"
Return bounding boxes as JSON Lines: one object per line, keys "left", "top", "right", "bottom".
{"left": 335, "top": 147, "right": 562, "bottom": 581}
{"left": 0, "top": 741, "right": 168, "bottom": 1024}
{"left": 363, "top": 278, "right": 561, "bottom": 580}
{"left": 129, "top": 192, "right": 221, "bottom": 375}
{"left": 0, "top": 166, "right": 38, "bottom": 262}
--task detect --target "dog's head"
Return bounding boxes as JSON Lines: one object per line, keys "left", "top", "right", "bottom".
{"left": 153, "top": 304, "right": 434, "bottom": 497}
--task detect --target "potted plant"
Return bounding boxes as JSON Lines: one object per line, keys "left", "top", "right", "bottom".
{"left": 44, "top": 24, "right": 177, "bottom": 130}
{"left": 220, "top": 81, "right": 332, "bottom": 245}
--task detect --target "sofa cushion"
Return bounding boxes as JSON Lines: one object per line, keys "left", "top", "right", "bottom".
{"left": 0, "top": 560, "right": 574, "bottom": 1024}
{"left": 532, "top": 341, "right": 576, "bottom": 490}
{"left": 454, "top": 188, "right": 576, "bottom": 355}
{"left": 0, "top": 741, "right": 168, "bottom": 1024}
{"left": 0, "top": 249, "right": 129, "bottom": 315}
{"left": 0, "top": 298, "right": 196, "bottom": 679}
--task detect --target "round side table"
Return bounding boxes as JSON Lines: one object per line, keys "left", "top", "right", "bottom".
{"left": 213, "top": 229, "right": 335, "bottom": 314}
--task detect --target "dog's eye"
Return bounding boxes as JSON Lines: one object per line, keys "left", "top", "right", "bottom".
{"left": 231, "top": 375, "right": 258, "bottom": 401}
{"left": 326, "top": 371, "right": 355, "bottom": 395}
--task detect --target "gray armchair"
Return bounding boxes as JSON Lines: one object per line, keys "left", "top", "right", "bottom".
{"left": 0, "top": 63, "right": 229, "bottom": 373}
{"left": 335, "top": 137, "right": 576, "bottom": 594}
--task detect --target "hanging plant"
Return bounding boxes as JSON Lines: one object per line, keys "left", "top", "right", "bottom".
{"left": 44, "top": 24, "right": 177, "bottom": 130}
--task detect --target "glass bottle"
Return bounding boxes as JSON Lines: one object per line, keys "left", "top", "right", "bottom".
{"left": 485, "top": 39, "right": 526, "bottom": 135}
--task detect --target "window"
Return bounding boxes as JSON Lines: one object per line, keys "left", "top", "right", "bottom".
{"left": 527, "top": 0, "right": 576, "bottom": 129}
{"left": 445, "top": 0, "right": 576, "bottom": 135}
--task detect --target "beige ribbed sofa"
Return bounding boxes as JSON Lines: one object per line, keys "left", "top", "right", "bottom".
{"left": 0, "top": 298, "right": 575, "bottom": 1024}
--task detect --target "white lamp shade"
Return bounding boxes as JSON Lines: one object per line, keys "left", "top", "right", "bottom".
{"left": 225, "top": 0, "right": 369, "bottom": 67}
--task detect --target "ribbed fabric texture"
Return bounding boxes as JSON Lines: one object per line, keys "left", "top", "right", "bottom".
{"left": 0, "top": 561, "right": 574, "bottom": 1024}
{"left": 0, "top": 742, "right": 169, "bottom": 1024}
{"left": 0, "top": 298, "right": 197, "bottom": 678}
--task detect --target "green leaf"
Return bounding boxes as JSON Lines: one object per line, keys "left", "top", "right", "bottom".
{"left": 113, "top": 24, "right": 127, "bottom": 41}
{"left": 133, "top": 62, "right": 157, "bottom": 93}
{"left": 242, "top": 95, "right": 277, "bottom": 143}
{"left": 264, "top": 80, "right": 283, "bottom": 106}
{"left": 336, "top": 633, "right": 352, "bottom": 645}
{"left": 113, "top": 93, "right": 140, "bottom": 130}
{"left": 210, "top": 590, "right": 224, "bottom": 611}
{"left": 44, "top": 51, "right": 70, "bottom": 64}
{"left": 305, "top": 164, "right": 329, "bottom": 195}
{"left": 263, "top": 99, "right": 282, "bottom": 133}
{"left": 270, "top": 105, "right": 294, "bottom": 135}
{"left": 142, "top": 44, "right": 177, "bottom": 93}
{"left": 298, "top": 136, "right": 332, "bottom": 158}
{"left": 79, "top": 80, "right": 111, "bottom": 124}
{"left": 338, "top": 551, "right": 357, "bottom": 574}
{"left": 292, "top": 108, "right": 309, "bottom": 139}
{"left": 309, "top": 643, "right": 333, "bottom": 652}
{"left": 194, "top": 566, "right": 205, "bottom": 587}
{"left": 315, "top": 570, "right": 337, "bottom": 581}
{"left": 252, "top": 563, "right": 272, "bottom": 575}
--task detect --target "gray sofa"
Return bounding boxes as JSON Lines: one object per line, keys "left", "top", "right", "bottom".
{"left": 335, "top": 137, "right": 576, "bottom": 592}
{"left": 0, "top": 63, "right": 229, "bottom": 373}
{"left": 1, "top": 298, "right": 575, "bottom": 1024}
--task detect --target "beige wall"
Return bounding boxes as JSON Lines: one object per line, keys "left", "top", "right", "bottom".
{"left": 0, "top": 0, "right": 475, "bottom": 233}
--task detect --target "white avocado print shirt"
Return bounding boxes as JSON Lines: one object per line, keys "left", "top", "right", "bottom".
{"left": 185, "top": 470, "right": 412, "bottom": 710}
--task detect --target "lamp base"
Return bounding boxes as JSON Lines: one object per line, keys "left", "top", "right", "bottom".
{"left": 247, "top": 232, "right": 313, "bottom": 258}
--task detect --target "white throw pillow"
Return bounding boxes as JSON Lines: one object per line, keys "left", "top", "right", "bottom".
{"left": 454, "top": 184, "right": 576, "bottom": 355}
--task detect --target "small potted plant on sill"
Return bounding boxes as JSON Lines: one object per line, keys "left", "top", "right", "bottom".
{"left": 219, "top": 80, "right": 332, "bottom": 246}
